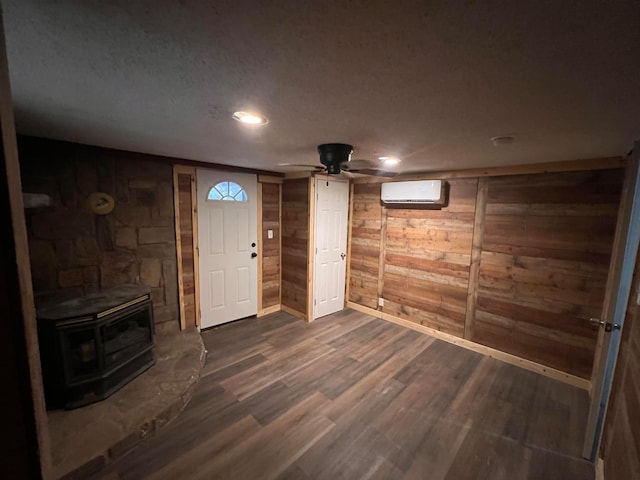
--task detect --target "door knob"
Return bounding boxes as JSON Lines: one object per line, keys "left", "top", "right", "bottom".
{"left": 251, "top": 252, "right": 257, "bottom": 258}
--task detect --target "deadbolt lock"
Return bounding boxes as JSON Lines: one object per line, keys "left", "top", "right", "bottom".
{"left": 589, "top": 318, "right": 621, "bottom": 332}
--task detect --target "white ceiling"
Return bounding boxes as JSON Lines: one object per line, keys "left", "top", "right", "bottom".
{"left": 3, "top": 1, "right": 639, "bottom": 174}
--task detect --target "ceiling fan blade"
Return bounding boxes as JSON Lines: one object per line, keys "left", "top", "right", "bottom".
{"left": 342, "top": 158, "right": 379, "bottom": 169}
{"left": 277, "top": 163, "right": 325, "bottom": 171}
{"left": 346, "top": 168, "right": 399, "bottom": 177}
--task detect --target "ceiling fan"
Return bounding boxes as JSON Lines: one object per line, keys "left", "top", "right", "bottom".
{"left": 278, "top": 143, "right": 398, "bottom": 177}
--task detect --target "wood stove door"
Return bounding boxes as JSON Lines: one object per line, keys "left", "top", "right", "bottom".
{"left": 197, "top": 169, "right": 258, "bottom": 328}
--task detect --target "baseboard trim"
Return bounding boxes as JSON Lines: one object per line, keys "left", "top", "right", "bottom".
{"left": 280, "top": 304, "right": 307, "bottom": 321}
{"left": 257, "top": 304, "right": 281, "bottom": 317}
{"left": 346, "top": 301, "right": 591, "bottom": 391}
{"left": 596, "top": 457, "right": 604, "bottom": 480}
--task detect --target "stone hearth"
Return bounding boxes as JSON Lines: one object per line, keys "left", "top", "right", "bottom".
{"left": 49, "top": 324, "right": 206, "bottom": 479}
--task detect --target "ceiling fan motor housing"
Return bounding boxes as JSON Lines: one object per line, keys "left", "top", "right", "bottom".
{"left": 317, "top": 143, "right": 353, "bottom": 174}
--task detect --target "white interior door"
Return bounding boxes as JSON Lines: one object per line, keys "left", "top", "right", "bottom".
{"left": 313, "top": 177, "right": 349, "bottom": 319}
{"left": 197, "top": 169, "right": 257, "bottom": 328}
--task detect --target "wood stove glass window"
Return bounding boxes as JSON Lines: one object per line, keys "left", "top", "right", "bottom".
{"left": 102, "top": 308, "right": 153, "bottom": 370}
{"left": 64, "top": 328, "right": 98, "bottom": 382}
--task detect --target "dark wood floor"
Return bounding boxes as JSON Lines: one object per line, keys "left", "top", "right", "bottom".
{"left": 96, "top": 309, "right": 594, "bottom": 480}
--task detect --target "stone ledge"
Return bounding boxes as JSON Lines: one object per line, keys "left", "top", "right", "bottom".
{"left": 49, "top": 324, "right": 206, "bottom": 480}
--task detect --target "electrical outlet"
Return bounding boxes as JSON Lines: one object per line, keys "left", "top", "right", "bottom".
{"left": 378, "top": 297, "right": 384, "bottom": 307}
{"left": 267, "top": 229, "right": 273, "bottom": 239}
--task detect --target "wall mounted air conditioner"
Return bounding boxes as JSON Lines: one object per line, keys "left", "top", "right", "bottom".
{"left": 380, "top": 180, "right": 447, "bottom": 207}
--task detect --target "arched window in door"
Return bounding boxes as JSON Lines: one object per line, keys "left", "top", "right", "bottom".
{"left": 207, "top": 181, "right": 248, "bottom": 202}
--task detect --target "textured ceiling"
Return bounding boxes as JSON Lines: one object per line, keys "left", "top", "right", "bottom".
{"left": 3, "top": 0, "right": 639, "bottom": 174}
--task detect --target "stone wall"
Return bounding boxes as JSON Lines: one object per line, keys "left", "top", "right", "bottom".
{"left": 19, "top": 136, "right": 179, "bottom": 325}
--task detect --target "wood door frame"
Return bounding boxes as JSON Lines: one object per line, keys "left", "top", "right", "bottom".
{"left": 583, "top": 150, "right": 640, "bottom": 460}
{"left": 256, "top": 175, "right": 283, "bottom": 317}
{"left": 345, "top": 183, "right": 354, "bottom": 305}
{"left": 257, "top": 181, "right": 263, "bottom": 314}
{"left": 173, "top": 165, "right": 201, "bottom": 329}
{"left": 310, "top": 174, "right": 350, "bottom": 321}
{"left": 306, "top": 176, "right": 316, "bottom": 321}
{"left": 0, "top": 10, "right": 52, "bottom": 477}
{"left": 195, "top": 168, "right": 259, "bottom": 328}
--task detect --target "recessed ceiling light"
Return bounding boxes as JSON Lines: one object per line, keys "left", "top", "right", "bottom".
{"left": 381, "top": 157, "right": 400, "bottom": 166}
{"left": 232, "top": 111, "right": 268, "bottom": 125}
{"left": 491, "top": 135, "right": 515, "bottom": 146}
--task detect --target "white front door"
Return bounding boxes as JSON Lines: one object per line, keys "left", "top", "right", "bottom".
{"left": 313, "top": 177, "right": 349, "bottom": 319}
{"left": 197, "top": 169, "right": 258, "bottom": 328}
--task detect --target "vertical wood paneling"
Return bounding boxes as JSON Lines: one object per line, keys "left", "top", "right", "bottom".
{"left": 348, "top": 183, "right": 382, "bottom": 309}
{"left": 382, "top": 178, "right": 478, "bottom": 337}
{"left": 174, "top": 168, "right": 197, "bottom": 328}
{"left": 464, "top": 178, "right": 486, "bottom": 339}
{"left": 281, "top": 178, "right": 309, "bottom": 317}
{"left": 474, "top": 169, "right": 624, "bottom": 378}
{"left": 261, "top": 182, "right": 281, "bottom": 310}
{"left": 377, "top": 207, "right": 388, "bottom": 308}
{"left": 601, "top": 246, "right": 640, "bottom": 479}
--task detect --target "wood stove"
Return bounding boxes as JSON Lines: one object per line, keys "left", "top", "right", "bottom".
{"left": 37, "top": 285, "right": 155, "bottom": 409}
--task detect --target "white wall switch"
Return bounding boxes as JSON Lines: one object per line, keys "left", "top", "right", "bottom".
{"left": 267, "top": 229, "right": 273, "bottom": 239}
{"left": 378, "top": 297, "right": 384, "bottom": 307}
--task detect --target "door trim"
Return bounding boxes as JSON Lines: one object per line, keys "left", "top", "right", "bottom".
{"left": 196, "top": 169, "right": 258, "bottom": 328}
{"left": 173, "top": 165, "right": 201, "bottom": 330}
{"left": 307, "top": 176, "right": 316, "bottom": 321}
{"left": 311, "top": 174, "right": 350, "bottom": 320}
{"left": 257, "top": 181, "right": 263, "bottom": 314}
{"left": 345, "top": 183, "right": 354, "bottom": 307}
{"left": 582, "top": 146, "right": 640, "bottom": 460}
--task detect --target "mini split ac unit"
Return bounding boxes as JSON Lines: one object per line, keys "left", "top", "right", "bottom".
{"left": 380, "top": 180, "right": 447, "bottom": 206}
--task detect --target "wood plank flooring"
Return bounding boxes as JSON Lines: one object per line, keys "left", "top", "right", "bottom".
{"left": 96, "top": 309, "right": 594, "bottom": 480}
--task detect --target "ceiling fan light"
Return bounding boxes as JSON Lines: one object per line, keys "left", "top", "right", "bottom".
{"left": 232, "top": 111, "right": 268, "bottom": 125}
{"left": 326, "top": 163, "right": 342, "bottom": 175}
{"left": 383, "top": 157, "right": 400, "bottom": 166}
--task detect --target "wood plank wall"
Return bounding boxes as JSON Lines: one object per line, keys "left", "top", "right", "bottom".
{"left": 348, "top": 183, "right": 382, "bottom": 309}
{"left": 261, "top": 182, "right": 281, "bottom": 310}
{"left": 382, "top": 178, "right": 478, "bottom": 337}
{"left": 348, "top": 169, "right": 624, "bottom": 379}
{"left": 474, "top": 170, "right": 623, "bottom": 378}
{"left": 281, "top": 178, "right": 310, "bottom": 318}
{"left": 176, "top": 172, "right": 197, "bottom": 327}
{"left": 601, "top": 245, "right": 640, "bottom": 480}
